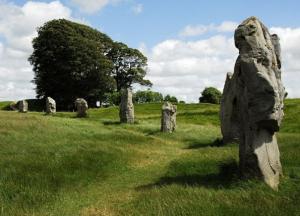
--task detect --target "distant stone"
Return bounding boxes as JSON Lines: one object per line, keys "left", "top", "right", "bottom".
{"left": 75, "top": 98, "right": 88, "bottom": 117}
{"left": 232, "top": 16, "right": 285, "bottom": 189}
{"left": 119, "top": 88, "right": 134, "bottom": 124}
{"left": 10, "top": 101, "right": 18, "bottom": 111}
{"left": 220, "top": 72, "right": 239, "bottom": 144}
{"left": 18, "top": 100, "right": 28, "bottom": 113}
{"left": 46, "top": 97, "right": 56, "bottom": 114}
{"left": 161, "top": 102, "right": 177, "bottom": 133}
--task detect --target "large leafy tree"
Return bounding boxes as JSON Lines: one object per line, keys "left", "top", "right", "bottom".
{"left": 199, "top": 87, "right": 222, "bottom": 104}
{"left": 29, "top": 19, "right": 152, "bottom": 110}
{"left": 107, "top": 42, "right": 152, "bottom": 91}
{"left": 29, "top": 19, "right": 115, "bottom": 110}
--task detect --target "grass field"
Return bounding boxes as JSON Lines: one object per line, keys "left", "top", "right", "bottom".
{"left": 0, "top": 100, "right": 299, "bottom": 216}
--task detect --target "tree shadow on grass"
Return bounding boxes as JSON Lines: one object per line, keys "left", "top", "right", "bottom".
{"left": 102, "top": 120, "right": 122, "bottom": 125}
{"left": 137, "top": 160, "right": 241, "bottom": 190}
{"left": 146, "top": 129, "right": 162, "bottom": 136}
{"left": 185, "top": 138, "right": 224, "bottom": 149}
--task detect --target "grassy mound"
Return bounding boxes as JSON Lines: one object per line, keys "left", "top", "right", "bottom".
{"left": 0, "top": 100, "right": 299, "bottom": 216}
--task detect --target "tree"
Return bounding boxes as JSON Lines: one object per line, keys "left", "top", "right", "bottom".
{"left": 29, "top": 19, "right": 115, "bottom": 110}
{"left": 164, "top": 95, "right": 178, "bottom": 103}
{"left": 103, "top": 91, "right": 121, "bottom": 106}
{"left": 107, "top": 42, "right": 152, "bottom": 91}
{"left": 133, "top": 89, "right": 163, "bottom": 103}
{"left": 199, "top": 87, "right": 222, "bottom": 104}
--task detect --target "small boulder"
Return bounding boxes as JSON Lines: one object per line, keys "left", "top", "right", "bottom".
{"left": 75, "top": 98, "right": 88, "bottom": 117}
{"left": 46, "top": 97, "right": 56, "bottom": 114}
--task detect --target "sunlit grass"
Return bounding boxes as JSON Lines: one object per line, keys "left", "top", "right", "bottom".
{"left": 0, "top": 100, "right": 299, "bottom": 215}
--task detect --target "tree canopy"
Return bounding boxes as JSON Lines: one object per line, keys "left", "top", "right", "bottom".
{"left": 164, "top": 95, "right": 178, "bottom": 103}
{"left": 199, "top": 87, "right": 222, "bottom": 104}
{"left": 29, "top": 19, "right": 151, "bottom": 110}
{"left": 107, "top": 42, "right": 152, "bottom": 91}
{"left": 133, "top": 89, "right": 163, "bottom": 104}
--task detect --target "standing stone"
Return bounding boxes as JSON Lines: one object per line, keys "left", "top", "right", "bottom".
{"left": 161, "top": 102, "right": 177, "bottom": 133}
{"left": 232, "top": 17, "right": 285, "bottom": 189}
{"left": 119, "top": 88, "right": 134, "bottom": 124}
{"left": 75, "top": 98, "right": 88, "bottom": 117}
{"left": 46, "top": 97, "right": 56, "bottom": 114}
{"left": 18, "top": 100, "right": 28, "bottom": 113}
{"left": 220, "top": 72, "right": 239, "bottom": 144}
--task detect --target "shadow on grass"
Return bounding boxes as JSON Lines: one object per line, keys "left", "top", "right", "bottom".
{"left": 103, "top": 120, "right": 122, "bottom": 125}
{"left": 146, "top": 129, "right": 162, "bottom": 136}
{"left": 103, "top": 120, "right": 141, "bottom": 125}
{"left": 137, "top": 160, "right": 240, "bottom": 190}
{"left": 185, "top": 138, "right": 224, "bottom": 149}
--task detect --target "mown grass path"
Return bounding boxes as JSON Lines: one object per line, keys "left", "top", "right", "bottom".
{"left": 0, "top": 101, "right": 299, "bottom": 216}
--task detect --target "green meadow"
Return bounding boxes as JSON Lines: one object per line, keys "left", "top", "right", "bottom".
{"left": 0, "top": 99, "right": 299, "bottom": 216}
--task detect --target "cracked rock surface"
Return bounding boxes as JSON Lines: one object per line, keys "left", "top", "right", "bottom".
{"left": 231, "top": 17, "right": 285, "bottom": 189}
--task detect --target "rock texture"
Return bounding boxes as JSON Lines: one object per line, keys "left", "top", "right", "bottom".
{"left": 119, "top": 88, "right": 134, "bottom": 124}
{"left": 75, "top": 98, "right": 88, "bottom": 117}
{"left": 46, "top": 97, "right": 56, "bottom": 114}
{"left": 161, "top": 102, "right": 177, "bottom": 133}
{"left": 232, "top": 17, "right": 285, "bottom": 189}
{"left": 220, "top": 72, "right": 240, "bottom": 144}
{"left": 18, "top": 100, "right": 28, "bottom": 113}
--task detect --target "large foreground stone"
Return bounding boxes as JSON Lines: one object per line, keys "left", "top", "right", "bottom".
{"left": 119, "top": 88, "right": 134, "bottom": 124}
{"left": 161, "top": 102, "right": 177, "bottom": 133}
{"left": 75, "top": 98, "right": 88, "bottom": 117}
{"left": 18, "top": 100, "right": 28, "bottom": 113}
{"left": 46, "top": 97, "right": 56, "bottom": 114}
{"left": 220, "top": 72, "right": 239, "bottom": 144}
{"left": 231, "top": 16, "right": 285, "bottom": 189}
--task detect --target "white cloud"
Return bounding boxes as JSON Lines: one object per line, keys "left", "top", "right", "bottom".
{"left": 132, "top": 3, "right": 143, "bottom": 15}
{"left": 270, "top": 27, "right": 300, "bottom": 98}
{"left": 179, "top": 21, "right": 238, "bottom": 37}
{"left": 71, "top": 0, "right": 123, "bottom": 13}
{"left": 142, "top": 26, "right": 300, "bottom": 102}
{"left": 141, "top": 36, "right": 238, "bottom": 102}
{"left": 0, "top": 1, "right": 73, "bottom": 101}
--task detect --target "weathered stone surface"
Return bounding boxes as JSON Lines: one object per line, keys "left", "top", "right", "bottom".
{"left": 220, "top": 72, "right": 239, "bottom": 144}
{"left": 119, "top": 88, "right": 134, "bottom": 123}
{"left": 161, "top": 102, "right": 177, "bottom": 133}
{"left": 18, "top": 100, "right": 28, "bottom": 113}
{"left": 75, "top": 98, "right": 88, "bottom": 117}
{"left": 46, "top": 97, "right": 56, "bottom": 114}
{"left": 232, "top": 17, "right": 285, "bottom": 189}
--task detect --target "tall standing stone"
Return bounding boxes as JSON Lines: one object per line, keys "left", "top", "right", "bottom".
{"left": 232, "top": 17, "right": 285, "bottom": 189}
{"left": 75, "top": 98, "right": 88, "bottom": 117}
{"left": 220, "top": 72, "right": 239, "bottom": 144}
{"left": 46, "top": 97, "right": 56, "bottom": 114}
{"left": 119, "top": 88, "right": 134, "bottom": 124}
{"left": 18, "top": 100, "right": 28, "bottom": 113}
{"left": 161, "top": 102, "right": 177, "bottom": 133}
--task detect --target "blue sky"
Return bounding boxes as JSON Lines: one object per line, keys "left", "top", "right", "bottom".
{"left": 10, "top": 0, "right": 300, "bottom": 48}
{"left": 1, "top": 0, "right": 300, "bottom": 101}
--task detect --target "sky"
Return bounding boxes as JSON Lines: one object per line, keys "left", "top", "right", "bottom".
{"left": 1, "top": 0, "right": 300, "bottom": 102}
